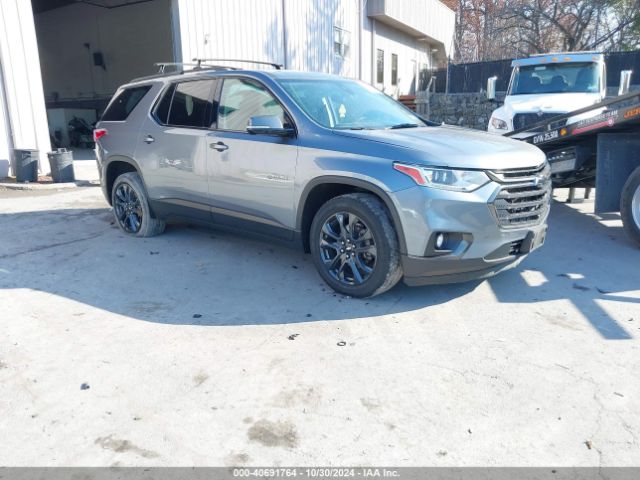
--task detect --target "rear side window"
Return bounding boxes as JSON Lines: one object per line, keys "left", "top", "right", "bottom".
{"left": 167, "top": 80, "right": 215, "bottom": 128}
{"left": 101, "top": 85, "right": 151, "bottom": 121}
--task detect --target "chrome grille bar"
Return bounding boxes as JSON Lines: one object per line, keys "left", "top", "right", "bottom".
{"left": 488, "top": 164, "right": 551, "bottom": 229}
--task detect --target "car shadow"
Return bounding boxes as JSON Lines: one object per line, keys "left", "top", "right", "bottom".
{"left": 0, "top": 196, "right": 638, "bottom": 337}
{"left": 485, "top": 199, "right": 639, "bottom": 340}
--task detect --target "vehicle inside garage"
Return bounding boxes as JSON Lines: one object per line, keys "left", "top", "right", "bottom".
{"left": 31, "top": 0, "right": 175, "bottom": 149}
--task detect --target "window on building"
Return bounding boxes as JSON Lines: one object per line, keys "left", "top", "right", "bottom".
{"left": 391, "top": 54, "right": 398, "bottom": 86}
{"left": 419, "top": 63, "right": 428, "bottom": 91}
{"left": 218, "top": 78, "right": 288, "bottom": 132}
{"left": 167, "top": 80, "right": 215, "bottom": 128}
{"left": 101, "top": 85, "right": 151, "bottom": 121}
{"left": 376, "top": 49, "right": 384, "bottom": 84}
{"left": 333, "top": 26, "right": 351, "bottom": 59}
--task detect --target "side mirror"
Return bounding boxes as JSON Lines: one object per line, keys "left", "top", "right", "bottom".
{"left": 619, "top": 70, "right": 633, "bottom": 96}
{"left": 487, "top": 76, "right": 498, "bottom": 101}
{"left": 246, "top": 115, "right": 294, "bottom": 136}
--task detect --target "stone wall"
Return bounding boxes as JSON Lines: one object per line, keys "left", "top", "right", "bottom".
{"left": 415, "top": 91, "right": 506, "bottom": 131}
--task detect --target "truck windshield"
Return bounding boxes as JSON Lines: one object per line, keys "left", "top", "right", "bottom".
{"left": 279, "top": 78, "right": 426, "bottom": 130}
{"left": 509, "top": 62, "right": 600, "bottom": 95}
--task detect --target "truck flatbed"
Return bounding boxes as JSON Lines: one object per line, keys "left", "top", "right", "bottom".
{"left": 505, "top": 90, "right": 640, "bottom": 246}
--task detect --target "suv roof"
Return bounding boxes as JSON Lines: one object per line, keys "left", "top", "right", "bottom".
{"left": 126, "top": 67, "right": 346, "bottom": 89}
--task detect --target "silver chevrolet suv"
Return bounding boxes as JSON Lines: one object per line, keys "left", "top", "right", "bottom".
{"left": 95, "top": 63, "right": 550, "bottom": 297}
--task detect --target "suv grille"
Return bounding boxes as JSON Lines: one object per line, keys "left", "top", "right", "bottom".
{"left": 513, "top": 113, "right": 566, "bottom": 131}
{"left": 488, "top": 164, "right": 551, "bottom": 228}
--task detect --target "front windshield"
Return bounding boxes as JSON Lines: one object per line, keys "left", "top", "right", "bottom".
{"left": 509, "top": 62, "right": 600, "bottom": 95}
{"left": 279, "top": 78, "right": 426, "bottom": 130}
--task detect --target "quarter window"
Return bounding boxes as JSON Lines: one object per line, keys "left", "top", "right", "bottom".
{"left": 153, "top": 83, "right": 176, "bottom": 124}
{"left": 167, "top": 80, "right": 215, "bottom": 128}
{"left": 101, "top": 85, "right": 151, "bottom": 121}
{"left": 218, "top": 78, "right": 288, "bottom": 132}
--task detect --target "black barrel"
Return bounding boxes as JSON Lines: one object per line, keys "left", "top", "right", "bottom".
{"left": 14, "top": 149, "right": 39, "bottom": 183}
{"left": 47, "top": 148, "right": 75, "bottom": 183}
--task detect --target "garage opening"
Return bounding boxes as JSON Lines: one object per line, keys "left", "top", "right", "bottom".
{"left": 31, "top": 0, "right": 175, "bottom": 152}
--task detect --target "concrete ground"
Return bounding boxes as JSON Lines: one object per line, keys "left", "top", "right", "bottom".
{"left": 0, "top": 177, "right": 639, "bottom": 466}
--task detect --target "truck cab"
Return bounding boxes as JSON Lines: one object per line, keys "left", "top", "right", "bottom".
{"left": 488, "top": 52, "right": 606, "bottom": 135}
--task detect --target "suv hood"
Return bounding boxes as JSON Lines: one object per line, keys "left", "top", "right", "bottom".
{"left": 333, "top": 125, "right": 546, "bottom": 170}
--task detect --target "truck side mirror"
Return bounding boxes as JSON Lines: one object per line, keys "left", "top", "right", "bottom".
{"left": 619, "top": 70, "right": 633, "bottom": 96}
{"left": 487, "top": 76, "right": 498, "bottom": 101}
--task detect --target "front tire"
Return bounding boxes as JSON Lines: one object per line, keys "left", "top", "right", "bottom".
{"left": 111, "top": 172, "right": 165, "bottom": 237}
{"left": 621, "top": 166, "right": 640, "bottom": 247}
{"left": 310, "top": 193, "right": 402, "bottom": 298}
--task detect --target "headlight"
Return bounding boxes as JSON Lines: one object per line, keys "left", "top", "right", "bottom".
{"left": 490, "top": 117, "right": 508, "bottom": 130}
{"left": 393, "top": 163, "right": 490, "bottom": 192}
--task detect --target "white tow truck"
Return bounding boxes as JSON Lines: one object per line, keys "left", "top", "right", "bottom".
{"left": 487, "top": 52, "right": 613, "bottom": 135}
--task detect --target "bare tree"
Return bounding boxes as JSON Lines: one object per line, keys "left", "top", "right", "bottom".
{"left": 449, "top": 0, "right": 640, "bottom": 63}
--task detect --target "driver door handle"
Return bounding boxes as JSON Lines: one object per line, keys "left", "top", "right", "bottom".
{"left": 210, "top": 141, "right": 229, "bottom": 152}
{"left": 144, "top": 135, "right": 155, "bottom": 144}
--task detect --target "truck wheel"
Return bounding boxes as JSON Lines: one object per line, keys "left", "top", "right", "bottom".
{"left": 310, "top": 193, "right": 402, "bottom": 298}
{"left": 111, "top": 172, "right": 165, "bottom": 237}
{"left": 621, "top": 166, "right": 640, "bottom": 247}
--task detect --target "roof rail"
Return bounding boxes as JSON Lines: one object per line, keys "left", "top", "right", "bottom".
{"left": 192, "top": 58, "right": 284, "bottom": 70}
{"left": 155, "top": 62, "right": 197, "bottom": 73}
{"left": 153, "top": 62, "right": 236, "bottom": 74}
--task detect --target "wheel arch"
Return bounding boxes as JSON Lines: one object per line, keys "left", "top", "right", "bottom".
{"left": 104, "top": 156, "right": 144, "bottom": 206}
{"left": 297, "top": 176, "right": 407, "bottom": 255}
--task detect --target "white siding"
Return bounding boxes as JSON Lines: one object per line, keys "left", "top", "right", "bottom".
{"left": 0, "top": 0, "right": 50, "bottom": 168}
{"left": 176, "top": 0, "right": 285, "bottom": 69}
{"left": 176, "top": 0, "right": 362, "bottom": 76}
{"left": 368, "top": 0, "right": 455, "bottom": 57}
{"left": 175, "top": 0, "right": 451, "bottom": 96}
{"left": 283, "top": 0, "right": 359, "bottom": 76}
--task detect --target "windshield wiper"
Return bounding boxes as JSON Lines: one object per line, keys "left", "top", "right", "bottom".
{"left": 388, "top": 123, "right": 419, "bottom": 129}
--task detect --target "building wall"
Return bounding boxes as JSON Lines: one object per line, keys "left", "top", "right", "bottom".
{"left": 175, "top": 0, "right": 361, "bottom": 76}
{"left": 368, "top": 0, "right": 455, "bottom": 58}
{"left": 175, "top": 0, "right": 446, "bottom": 96}
{"left": 283, "top": 0, "right": 359, "bottom": 77}
{"left": 369, "top": 20, "right": 431, "bottom": 96}
{"left": 34, "top": 0, "right": 174, "bottom": 101}
{"left": 175, "top": 0, "right": 285, "bottom": 70}
{"left": 0, "top": 0, "right": 50, "bottom": 167}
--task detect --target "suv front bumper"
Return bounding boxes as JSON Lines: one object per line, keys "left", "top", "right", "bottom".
{"left": 391, "top": 177, "right": 550, "bottom": 286}
{"left": 401, "top": 224, "right": 547, "bottom": 286}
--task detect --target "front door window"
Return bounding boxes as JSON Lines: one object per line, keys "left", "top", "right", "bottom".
{"left": 218, "top": 78, "right": 288, "bottom": 131}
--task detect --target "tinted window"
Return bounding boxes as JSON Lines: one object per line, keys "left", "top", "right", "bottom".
{"left": 153, "top": 83, "right": 176, "bottom": 124}
{"left": 218, "top": 78, "right": 287, "bottom": 131}
{"left": 167, "top": 80, "right": 215, "bottom": 128}
{"left": 101, "top": 85, "right": 151, "bottom": 121}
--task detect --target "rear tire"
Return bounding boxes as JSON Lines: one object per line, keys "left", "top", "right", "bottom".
{"left": 621, "top": 166, "right": 640, "bottom": 247}
{"left": 111, "top": 172, "right": 165, "bottom": 237}
{"left": 310, "top": 193, "right": 402, "bottom": 298}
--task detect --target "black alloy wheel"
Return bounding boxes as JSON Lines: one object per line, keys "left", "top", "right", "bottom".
{"left": 113, "top": 182, "right": 143, "bottom": 234}
{"left": 319, "top": 212, "right": 377, "bottom": 286}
